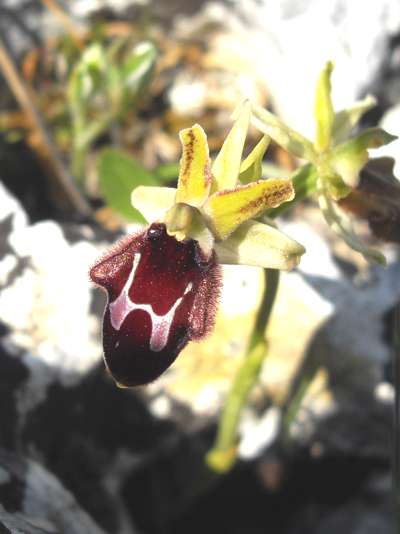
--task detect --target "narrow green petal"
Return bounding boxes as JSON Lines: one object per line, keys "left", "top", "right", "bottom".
{"left": 203, "top": 179, "right": 294, "bottom": 240}
{"left": 318, "top": 185, "right": 386, "bottom": 265}
{"left": 212, "top": 100, "right": 251, "bottom": 191}
{"left": 329, "top": 127, "right": 397, "bottom": 187}
{"left": 324, "top": 171, "right": 352, "bottom": 201}
{"left": 239, "top": 135, "right": 270, "bottom": 184}
{"left": 176, "top": 124, "right": 211, "bottom": 208}
{"left": 131, "top": 186, "right": 176, "bottom": 223}
{"left": 332, "top": 95, "right": 377, "bottom": 144}
{"left": 251, "top": 104, "right": 317, "bottom": 162}
{"left": 214, "top": 220, "right": 305, "bottom": 270}
{"left": 314, "top": 60, "right": 334, "bottom": 152}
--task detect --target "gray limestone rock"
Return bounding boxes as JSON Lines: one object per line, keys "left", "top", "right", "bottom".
{"left": 0, "top": 449, "right": 107, "bottom": 534}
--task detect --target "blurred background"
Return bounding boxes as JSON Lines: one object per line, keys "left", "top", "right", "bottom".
{"left": 0, "top": 1, "right": 400, "bottom": 533}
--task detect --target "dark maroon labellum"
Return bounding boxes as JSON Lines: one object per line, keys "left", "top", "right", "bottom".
{"left": 90, "top": 223, "right": 221, "bottom": 387}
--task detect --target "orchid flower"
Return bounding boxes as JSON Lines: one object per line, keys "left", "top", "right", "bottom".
{"left": 90, "top": 102, "right": 305, "bottom": 387}
{"left": 251, "top": 62, "right": 397, "bottom": 264}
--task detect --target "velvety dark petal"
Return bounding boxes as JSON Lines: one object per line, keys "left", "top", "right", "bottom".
{"left": 90, "top": 223, "right": 221, "bottom": 387}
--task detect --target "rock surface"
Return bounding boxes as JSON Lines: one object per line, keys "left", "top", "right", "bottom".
{"left": 0, "top": 173, "right": 398, "bottom": 532}
{"left": 0, "top": 449, "right": 107, "bottom": 534}
{"left": 0, "top": 181, "right": 217, "bottom": 532}
{"left": 172, "top": 0, "right": 400, "bottom": 137}
{"left": 0, "top": 2, "right": 399, "bottom": 529}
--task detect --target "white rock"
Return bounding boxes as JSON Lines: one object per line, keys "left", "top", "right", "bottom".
{"left": 0, "top": 254, "right": 17, "bottom": 286}
{"left": 0, "top": 180, "right": 28, "bottom": 231}
{"left": 238, "top": 406, "right": 281, "bottom": 459}
{"left": 237, "top": 0, "right": 400, "bottom": 137}
{"left": 0, "top": 450, "right": 107, "bottom": 534}
{"left": 220, "top": 264, "right": 263, "bottom": 317}
{"left": 173, "top": 0, "right": 400, "bottom": 139}
{"left": 0, "top": 184, "right": 102, "bottom": 388}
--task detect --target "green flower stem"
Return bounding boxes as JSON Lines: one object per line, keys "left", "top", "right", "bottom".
{"left": 71, "top": 111, "right": 115, "bottom": 180}
{"left": 206, "top": 268, "right": 279, "bottom": 473}
{"left": 71, "top": 142, "right": 87, "bottom": 182}
{"left": 250, "top": 268, "right": 280, "bottom": 348}
{"left": 206, "top": 162, "right": 319, "bottom": 474}
{"left": 75, "top": 111, "right": 116, "bottom": 150}
{"left": 280, "top": 362, "right": 319, "bottom": 445}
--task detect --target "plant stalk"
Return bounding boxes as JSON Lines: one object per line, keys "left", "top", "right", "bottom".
{"left": 0, "top": 36, "right": 92, "bottom": 218}
{"left": 206, "top": 269, "right": 279, "bottom": 473}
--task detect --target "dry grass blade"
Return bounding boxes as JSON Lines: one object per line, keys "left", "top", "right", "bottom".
{"left": 40, "top": 0, "right": 84, "bottom": 49}
{"left": 0, "top": 36, "right": 93, "bottom": 218}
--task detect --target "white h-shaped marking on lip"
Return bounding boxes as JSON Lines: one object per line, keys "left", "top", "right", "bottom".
{"left": 109, "top": 253, "right": 192, "bottom": 352}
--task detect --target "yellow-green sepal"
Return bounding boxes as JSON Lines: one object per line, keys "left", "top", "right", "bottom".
{"left": 316, "top": 160, "right": 352, "bottom": 201}
{"left": 329, "top": 127, "right": 397, "bottom": 187}
{"left": 239, "top": 135, "right": 270, "bottom": 184}
{"left": 214, "top": 219, "right": 305, "bottom": 270}
{"left": 175, "top": 124, "right": 211, "bottom": 208}
{"left": 325, "top": 172, "right": 352, "bottom": 201}
{"left": 332, "top": 94, "right": 377, "bottom": 144}
{"left": 314, "top": 61, "right": 334, "bottom": 152}
{"left": 203, "top": 178, "right": 294, "bottom": 240}
{"left": 251, "top": 104, "right": 317, "bottom": 162}
{"left": 211, "top": 100, "right": 251, "bottom": 192}
{"left": 131, "top": 186, "right": 176, "bottom": 223}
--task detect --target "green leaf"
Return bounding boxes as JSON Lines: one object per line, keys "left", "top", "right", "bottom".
{"left": 314, "top": 61, "right": 334, "bottom": 152}
{"left": 105, "top": 63, "right": 123, "bottom": 113}
{"left": 99, "top": 149, "right": 158, "bottom": 222}
{"left": 121, "top": 41, "right": 157, "bottom": 107}
{"left": 154, "top": 162, "right": 180, "bottom": 183}
{"left": 68, "top": 43, "right": 106, "bottom": 112}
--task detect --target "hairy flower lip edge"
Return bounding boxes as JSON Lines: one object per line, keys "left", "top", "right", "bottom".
{"left": 91, "top": 109, "right": 308, "bottom": 388}
{"left": 90, "top": 222, "right": 223, "bottom": 387}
